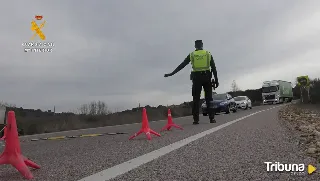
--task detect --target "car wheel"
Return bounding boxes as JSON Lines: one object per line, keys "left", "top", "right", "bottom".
{"left": 244, "top": 104, "right": 248, "bottom": 110}
{"left": 249, "top": 105, "right": 252, "bottom": 109}
{"left": 225, "top": 105, "right": 230, "bottom": 114}
{"left": 280, "top": 98, "right": 285, "bottom": 104}
{"left": 232, "top": 106, "right": 237, "bottom": 113}
{"left": 203, "top": 113, "right": 208, "bottom": 116}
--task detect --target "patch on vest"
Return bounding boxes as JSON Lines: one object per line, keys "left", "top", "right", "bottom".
{"left": 194, "top": 54, "right": 207, "bottom": 60}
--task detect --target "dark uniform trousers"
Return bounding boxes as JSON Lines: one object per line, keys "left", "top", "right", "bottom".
{"left": 191, "top": 70, "right": 215, "bottom": 121}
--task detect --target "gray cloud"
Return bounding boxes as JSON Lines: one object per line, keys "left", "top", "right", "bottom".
{"left": 1, "top": 0, "right": 320, "bottom": 112}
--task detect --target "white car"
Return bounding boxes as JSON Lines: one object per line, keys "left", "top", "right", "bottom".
{"left": 234, "top": 96, "right": 252, "bottom": 110}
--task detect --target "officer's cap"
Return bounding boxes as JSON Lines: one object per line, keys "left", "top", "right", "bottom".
{"left": 195, "top": 40, "right": 203, "bottom": 44}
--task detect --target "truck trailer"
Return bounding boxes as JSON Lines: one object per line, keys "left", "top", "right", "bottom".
{"left": 261, "top": 80, "right": 293, "bottom": 104}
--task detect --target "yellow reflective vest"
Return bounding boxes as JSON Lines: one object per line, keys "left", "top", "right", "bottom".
{"left": 297, "top": 75, "right": 310, "bottom": 86}
{"left": 190, "top": 50, "right": 211, "bottom": 72}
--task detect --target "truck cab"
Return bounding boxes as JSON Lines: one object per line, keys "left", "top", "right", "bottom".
{"left": 262, "top": 81, "right": 281, "bottom": 104}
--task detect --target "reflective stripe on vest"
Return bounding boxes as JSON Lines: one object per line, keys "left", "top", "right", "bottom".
{"left": 190, "top": 50, "right": 210, "bottom": 72}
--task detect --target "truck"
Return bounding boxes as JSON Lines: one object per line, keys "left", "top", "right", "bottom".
{"left": 261, "top": 80, "right": 293, "bottom": 104}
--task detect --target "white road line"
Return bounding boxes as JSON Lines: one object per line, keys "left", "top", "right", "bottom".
{"left": 78, "top": 105, "right": 280, "bottom": 181}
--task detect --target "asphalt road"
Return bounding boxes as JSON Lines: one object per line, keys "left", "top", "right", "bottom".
{"left": 0, "top": 104, "right": 319, "bottom": 181}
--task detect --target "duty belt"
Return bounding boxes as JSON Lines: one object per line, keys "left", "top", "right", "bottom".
{"left": 195, "top": 70, "right": 211, "bottom": 74}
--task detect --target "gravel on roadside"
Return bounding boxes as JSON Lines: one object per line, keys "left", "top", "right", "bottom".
{"left": 278, "top": 104, "right": 320, "bottom": 163}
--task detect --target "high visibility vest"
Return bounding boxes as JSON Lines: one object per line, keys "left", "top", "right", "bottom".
{"left": 297, "top": 75, "right": 310, "bottom": 86}
{"left": 190, "top": 50, "right": 211, "bottom": 72}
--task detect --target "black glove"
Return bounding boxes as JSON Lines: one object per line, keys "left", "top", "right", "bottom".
{"left": 215, "top": 81, "right": 219, "bottom": 88}
{"left": 212, "top": 79, "right": 219, "bottom": 88}
{"left": 164, "top": 73, "right": 173, "bottom": 77}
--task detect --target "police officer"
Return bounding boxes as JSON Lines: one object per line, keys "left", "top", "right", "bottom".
{"left": 164, "top": 40, "right": 219, "bottom": 124}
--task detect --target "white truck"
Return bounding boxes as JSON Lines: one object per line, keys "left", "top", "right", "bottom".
{"left": 262, "top": 80, "right": 293, "bottom": 104}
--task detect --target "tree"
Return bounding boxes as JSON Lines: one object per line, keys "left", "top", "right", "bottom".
{"left": 78, "top": 104, "right": 88, "bottom": 115}
{"left": 231, "top": 80, "right": 241, "bottom": 92}
{"left": 0, "top": 101, "right": 16, "bottom": 108}
{"left": 77, "top": 101, "right": 111, "bottom": 115}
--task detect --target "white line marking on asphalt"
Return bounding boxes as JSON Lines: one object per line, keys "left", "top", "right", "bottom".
{"left": 78, "top": 105, "right": 281, "bottom": 181}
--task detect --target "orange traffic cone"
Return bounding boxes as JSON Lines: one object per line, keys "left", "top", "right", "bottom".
{"left": 129, "top": 108, "right": 161, "bottom": 140}
{"left": 0, "top": 111, "right": 40, "bottom": 180}
{"left": 0, "top": 126, "right": 7, "bottom": 140}
{"left": 161, "top": 109, "right": 183, "bottom": 131}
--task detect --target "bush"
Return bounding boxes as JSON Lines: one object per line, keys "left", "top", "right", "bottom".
{"left": 26, "top": 124, "right": 39, "bottom": 135}
{"left": 252, "top": 102, "right": 262, "bottom": 107}
{"left": 85, "top": 115, "right": 99, "bottom": 122}
{"left": 310, "top": 78, "right": 320, "bottom": 103}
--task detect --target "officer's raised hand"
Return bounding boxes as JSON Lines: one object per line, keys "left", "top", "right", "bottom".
{"left": 164, "top": 73, "right": 173, "bottom": 77}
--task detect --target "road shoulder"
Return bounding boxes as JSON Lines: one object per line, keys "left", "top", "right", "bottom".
{"left": 279, "top": 103, "right": 320, "bottom": 167}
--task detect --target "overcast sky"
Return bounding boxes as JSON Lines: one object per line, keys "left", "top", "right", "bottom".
{"left": 1, "top": 0, "right": 320, "bottom": 112}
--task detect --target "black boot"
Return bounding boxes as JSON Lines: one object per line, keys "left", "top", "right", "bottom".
{"left": 208, "top": 108, "right": 216, "bottom": 123}
{"left": 193, "top": 115, "right": 199, "bottom": 125}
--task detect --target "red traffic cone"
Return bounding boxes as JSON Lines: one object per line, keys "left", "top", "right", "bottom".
{"left": 161, "top": 109, "right": 183, "bottom": 131}
{"left": 129, "top": 108, "right": 161, "bottom": 140}
{"left": 1, "top": 126, "right": 7, "bottom": 140}
{"left": 0, "top": 111, "right": 40, "bottom": 180}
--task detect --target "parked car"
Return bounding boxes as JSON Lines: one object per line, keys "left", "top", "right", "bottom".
{"left": 201, "top": 93, "right": 237, "bottom": 116}
{"left": 234, "top": 96, "right": 252, "bottom": 109}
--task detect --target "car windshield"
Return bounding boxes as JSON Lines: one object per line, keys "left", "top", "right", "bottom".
{"left": 212, "top": 94, "right": 226, "bottom": 100}
{"left": 234, "top": 97, "right": 246, "bottom": 101}
{"left": 262, "top": 86, "right": 278, "bottom": 93}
